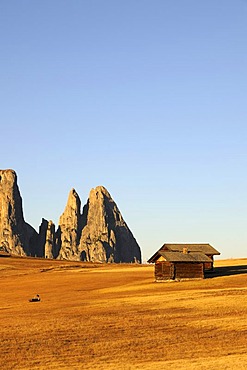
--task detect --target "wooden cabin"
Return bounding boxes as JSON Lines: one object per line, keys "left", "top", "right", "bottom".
{"left": 150, "top": 243, "right": 220, "bottom": 270}
{"left": 148, "top": 244, "right": 220, "bottom": 281}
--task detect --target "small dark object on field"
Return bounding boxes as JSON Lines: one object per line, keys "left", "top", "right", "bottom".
{"left": 29, "top": 294, "right": 41, "bottom": 302}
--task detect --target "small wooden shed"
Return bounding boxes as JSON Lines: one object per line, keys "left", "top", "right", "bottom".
{"left": 148, "top": 250, "right": 214, "bottom": 281}
{"left": 150, "top": 243, "right": 220, "bottom": 270}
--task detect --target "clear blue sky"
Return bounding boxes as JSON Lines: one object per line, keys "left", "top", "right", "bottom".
{"left": 1, "top": 0, "right": 246, "bottom": 261}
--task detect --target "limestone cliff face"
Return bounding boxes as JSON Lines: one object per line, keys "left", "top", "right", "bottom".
{"left": 56, "top": 189, "right": 82, "bottom": 260}
{"left": 0, "top": 169, "right": 38, "bottom": 256}
{"left": 79, "top": 186, "right": 141, "bottom": 263}
{"left": 55, "top": 186, "right": 141, "bottom": 263}
{"left": 0, "top": 169, "right": 141, "bottom": 263}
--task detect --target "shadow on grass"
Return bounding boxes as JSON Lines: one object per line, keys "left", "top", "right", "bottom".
{"left": 205, "top": 264, "right": 247, "bottom": 279}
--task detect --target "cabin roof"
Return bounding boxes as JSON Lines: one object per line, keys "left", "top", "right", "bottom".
{"left": 161, "top": 243, "right": 220, "bottom": 255}
{"left": 149, "top": 251, "right": 212, "bottom": 263}
{"left": 148, "top": 243, "right": 220, "bottom": 263}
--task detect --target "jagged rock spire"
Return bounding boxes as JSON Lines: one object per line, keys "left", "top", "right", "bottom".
{"left": 56, "top": 188, "right": 82, "bottom": 260}
{"left": 0, "top": 169, "right": 38, "bottom": 255}
{"left": 79, "top": 186, "right": 141, "bottom": 263}
{"left": 55, "top": 185, "right": 141, "bottom": 263}
{"left": 38, "top": 218, "right": 56, "bottom": 258}
{"left": 0, "top": 169, "right": 142, "bottom": 263}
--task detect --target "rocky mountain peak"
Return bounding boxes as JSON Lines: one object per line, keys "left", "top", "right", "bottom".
{"left": 0, "top": 169, "right": 141, "bottom": 263}
{"left": 0, "top": 169, "right": 38, "bottom": 256}
{"left": 61, "top": 188, "right": 81, "bottom": 219}
{"left": 79, "top": 186, "right": 141, "bottom": 263}
{"left": 56, "top": 188, "right": 82, "bottom": 260}
{"left": 0, "top": 169, "right": 24, "bottom": 223}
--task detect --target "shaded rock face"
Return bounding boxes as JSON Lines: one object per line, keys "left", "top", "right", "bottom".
{"left": 79, "top": 186, "right": 141, "bottom": 263}
{"left": 38, "top": 218, "right": 56, "bottom": 259}
{"left": 0, "top": 169, "right": 38, "bottom": 256}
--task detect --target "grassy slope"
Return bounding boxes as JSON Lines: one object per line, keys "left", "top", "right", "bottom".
{"left": 0, "top": 257, "right": 247, "bottom": 370}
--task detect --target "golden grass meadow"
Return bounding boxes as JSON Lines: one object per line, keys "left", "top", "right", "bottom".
{"left": 0, "top": 257, "right": 247, "bottom": 370}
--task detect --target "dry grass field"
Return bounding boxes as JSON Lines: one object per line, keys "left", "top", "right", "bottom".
{"left": 0, "top": 256, "right": 247, "bottom": 370}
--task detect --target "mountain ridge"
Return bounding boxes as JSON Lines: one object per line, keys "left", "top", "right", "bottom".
{"left": 0, "top": 169, "right": 141, "bottom": 263}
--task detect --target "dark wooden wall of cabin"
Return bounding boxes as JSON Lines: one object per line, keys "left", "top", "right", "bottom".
{"left": 155, "top": 262, "right": 174, "bottom": 280}
{"left": 204, "top": 255, "right": 214, "bottom": 270}
{"left": 175, "top": 262, "right": 203, "bottom": 279}
{"left": 204, "top": 261, "right": 213, "bottom": 270}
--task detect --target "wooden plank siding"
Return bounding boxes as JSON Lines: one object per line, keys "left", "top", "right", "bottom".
{"left": 155, "top": 262, "right": 174, "bottom": 280}
{"left": 174, "top": 262, "right": 203, "bottom": 280}
{"left": 204, "top": 255, "right": 214, "bottom": 270}
{"left": 154, "top": 261, "right": 204, "bottom": 281}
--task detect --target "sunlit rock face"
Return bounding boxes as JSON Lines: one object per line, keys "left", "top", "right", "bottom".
{"left": 0, "top": 169, "right": 38, "bottom": 256}
{"left": 56, "top": 188, "right": 82, "bottom": 261}
{"left": 0, "top": 169, "right": 141, "bottom": 263}
{"left": 54, "top": 186, "right": 141, "bottom": 263}
{"left": 79, "top": 186, "right": 142, "bottom": 263}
